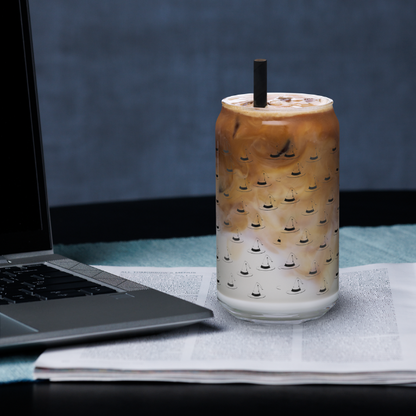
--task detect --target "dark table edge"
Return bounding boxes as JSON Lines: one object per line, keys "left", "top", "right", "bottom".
{"left": 50, "top": 190, "right": 416, "bottom": 245}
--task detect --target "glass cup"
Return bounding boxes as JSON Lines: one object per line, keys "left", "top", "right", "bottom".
{"left": 215, "top": 93, "right": 339, "bottom": 323}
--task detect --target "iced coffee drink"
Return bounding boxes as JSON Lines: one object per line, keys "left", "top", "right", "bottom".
{"left": 216, "top": 93, "right": 339, "bottom": 323}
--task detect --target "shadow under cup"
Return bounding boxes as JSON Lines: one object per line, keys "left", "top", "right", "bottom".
{"left": 215, "top": 93, "right": 339, "bottom": 324}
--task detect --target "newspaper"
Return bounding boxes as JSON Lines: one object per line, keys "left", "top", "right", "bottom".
{"left": 34, "top": 263, "right": 416, "bottom": 385}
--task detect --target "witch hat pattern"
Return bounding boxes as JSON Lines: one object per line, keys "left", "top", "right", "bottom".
{"left": 325, "top": 249, "right": 334, "bottom": 265}
{"left": 240, "top": 148, "right": 252, "bottom": 163}
{"left": 279, "top": 252, "right": 300, "bottom": 270}
{"left": 283, "top": 217, "right": 299, "bottom": 233}
{"left": 248, "top": 239, "right": 265, "bottom": 254}
{"left": 223, "top": 248, "right": 232, "bottom": 263}
{"left": 288, "top": 163, "right": 305, "bottom": 178}
{"left": 303, "top": 199, "right": 318, "bottom": 216}
{"left": 296, "top": 229, "right": 313, "bottom": 246}
{"left": 239, "top": 178, "right": 251, "bottom": 192}
{"left": 307, "top": 260, "right": 320, "bottom": 278}
{"left": 260, "top": 194, "right": 278, "bottom": 210}
{"left": 317, "top": 278, "right": 328, "bottom": 295}
{"left": 249, "top": 214, "right": 265, "bottom": 229}
{"left": 227, "top": 275, "right": 237, "bottom": 289}
{"left": 231, "top": 230, "right": 244, "bottom": 243}
{"left": 236, "top": 202, "right": 249, "bottom": 215}
{"left": 257, "top": 255, "right": 275, "bottom": 271}
{"left": 282, "top": 188, "right": 299, "bottom": 204}
{"left": 308, "top": 147, "right": 320, "bottom": 162}
{"left": 238, "top": 261, "right": 253, "bottom": 277}
{"left": 255, "top": 172, "right": 271, "bottom": 187}
{"left": 284, "top": 143, "right": 297, "bottom": 159}
{"left": 287, "top": 278, "right": 305, "bottom": 295}
{"left": 216, "top": 99, "right": 339, "bottom": 311}
{"left": 306, "top": 176, "right": 319, "bottom": 192}
{"left": 249, "top": 282, "right": 265, "bottom": 299}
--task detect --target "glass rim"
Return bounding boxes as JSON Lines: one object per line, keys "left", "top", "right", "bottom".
{"left": 222, "top": 92, "right": 334, "bottom": 117}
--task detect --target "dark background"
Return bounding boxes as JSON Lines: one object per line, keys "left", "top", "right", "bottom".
{"left": 29, "top": 0, "right": 416, "bottom": 207}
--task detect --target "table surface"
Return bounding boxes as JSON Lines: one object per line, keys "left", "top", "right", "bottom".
{"left": 1, "top": 191, "right": 416, "bottom": 415}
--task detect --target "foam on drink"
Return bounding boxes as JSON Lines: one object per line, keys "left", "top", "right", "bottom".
{"left": 223, "top": 93, "right": 333, "bottom": 115}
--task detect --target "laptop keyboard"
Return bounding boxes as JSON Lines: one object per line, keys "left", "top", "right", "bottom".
{"left": 0, "top": 264, "right": 117, "bottom": 305}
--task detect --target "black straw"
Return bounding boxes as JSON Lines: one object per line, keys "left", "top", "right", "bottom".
{"left": 253, "top": 59, "right": 267, "bottom": 107}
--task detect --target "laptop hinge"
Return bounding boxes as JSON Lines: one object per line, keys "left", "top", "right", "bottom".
{"left": 0, "top": 255, "right": 11, "bottom": 264}
{"left": 1, "top": 250, "right": 54, "bottom": 262}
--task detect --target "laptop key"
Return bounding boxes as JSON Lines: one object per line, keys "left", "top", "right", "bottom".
{"left": 34, "top": 281, "right": 103, "bottom": 292}
{"left": 34, "top": 289, "right": 87, "bottom": 300}
{"left": 2, "top": 293, "right": 41, "bottom": 304}
{"left": 24, "top": 275, "right": 87, "bottom": 286}
{"left": 1, "top": 287, "right": 30, "bottom": 297}
{"left": 80, "top": 286, "right": 117, "bottom": 295}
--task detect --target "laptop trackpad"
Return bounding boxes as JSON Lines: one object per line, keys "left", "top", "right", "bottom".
{"left": 0, "top": 313, "right": 38, "bottom": 337}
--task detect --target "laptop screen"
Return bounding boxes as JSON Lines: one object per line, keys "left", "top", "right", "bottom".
{"left": 0, "top": 0, "right": 52, "bottom": 256}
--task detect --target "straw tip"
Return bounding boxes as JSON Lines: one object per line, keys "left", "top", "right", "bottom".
{"left": 253, "top": 59, "right": 267, "bottom": 108}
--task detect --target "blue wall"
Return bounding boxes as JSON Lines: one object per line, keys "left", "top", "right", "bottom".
{"left": 29, "top": 0, "right": 416, "bottom": 206}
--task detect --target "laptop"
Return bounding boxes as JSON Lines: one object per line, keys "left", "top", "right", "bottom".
{"left": 0, "top": 0, "right": 213, "bottom": 352}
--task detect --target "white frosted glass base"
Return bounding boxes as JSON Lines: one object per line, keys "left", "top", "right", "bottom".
{"left": 217, "top": 291, "right": 338, "bottom": 324}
